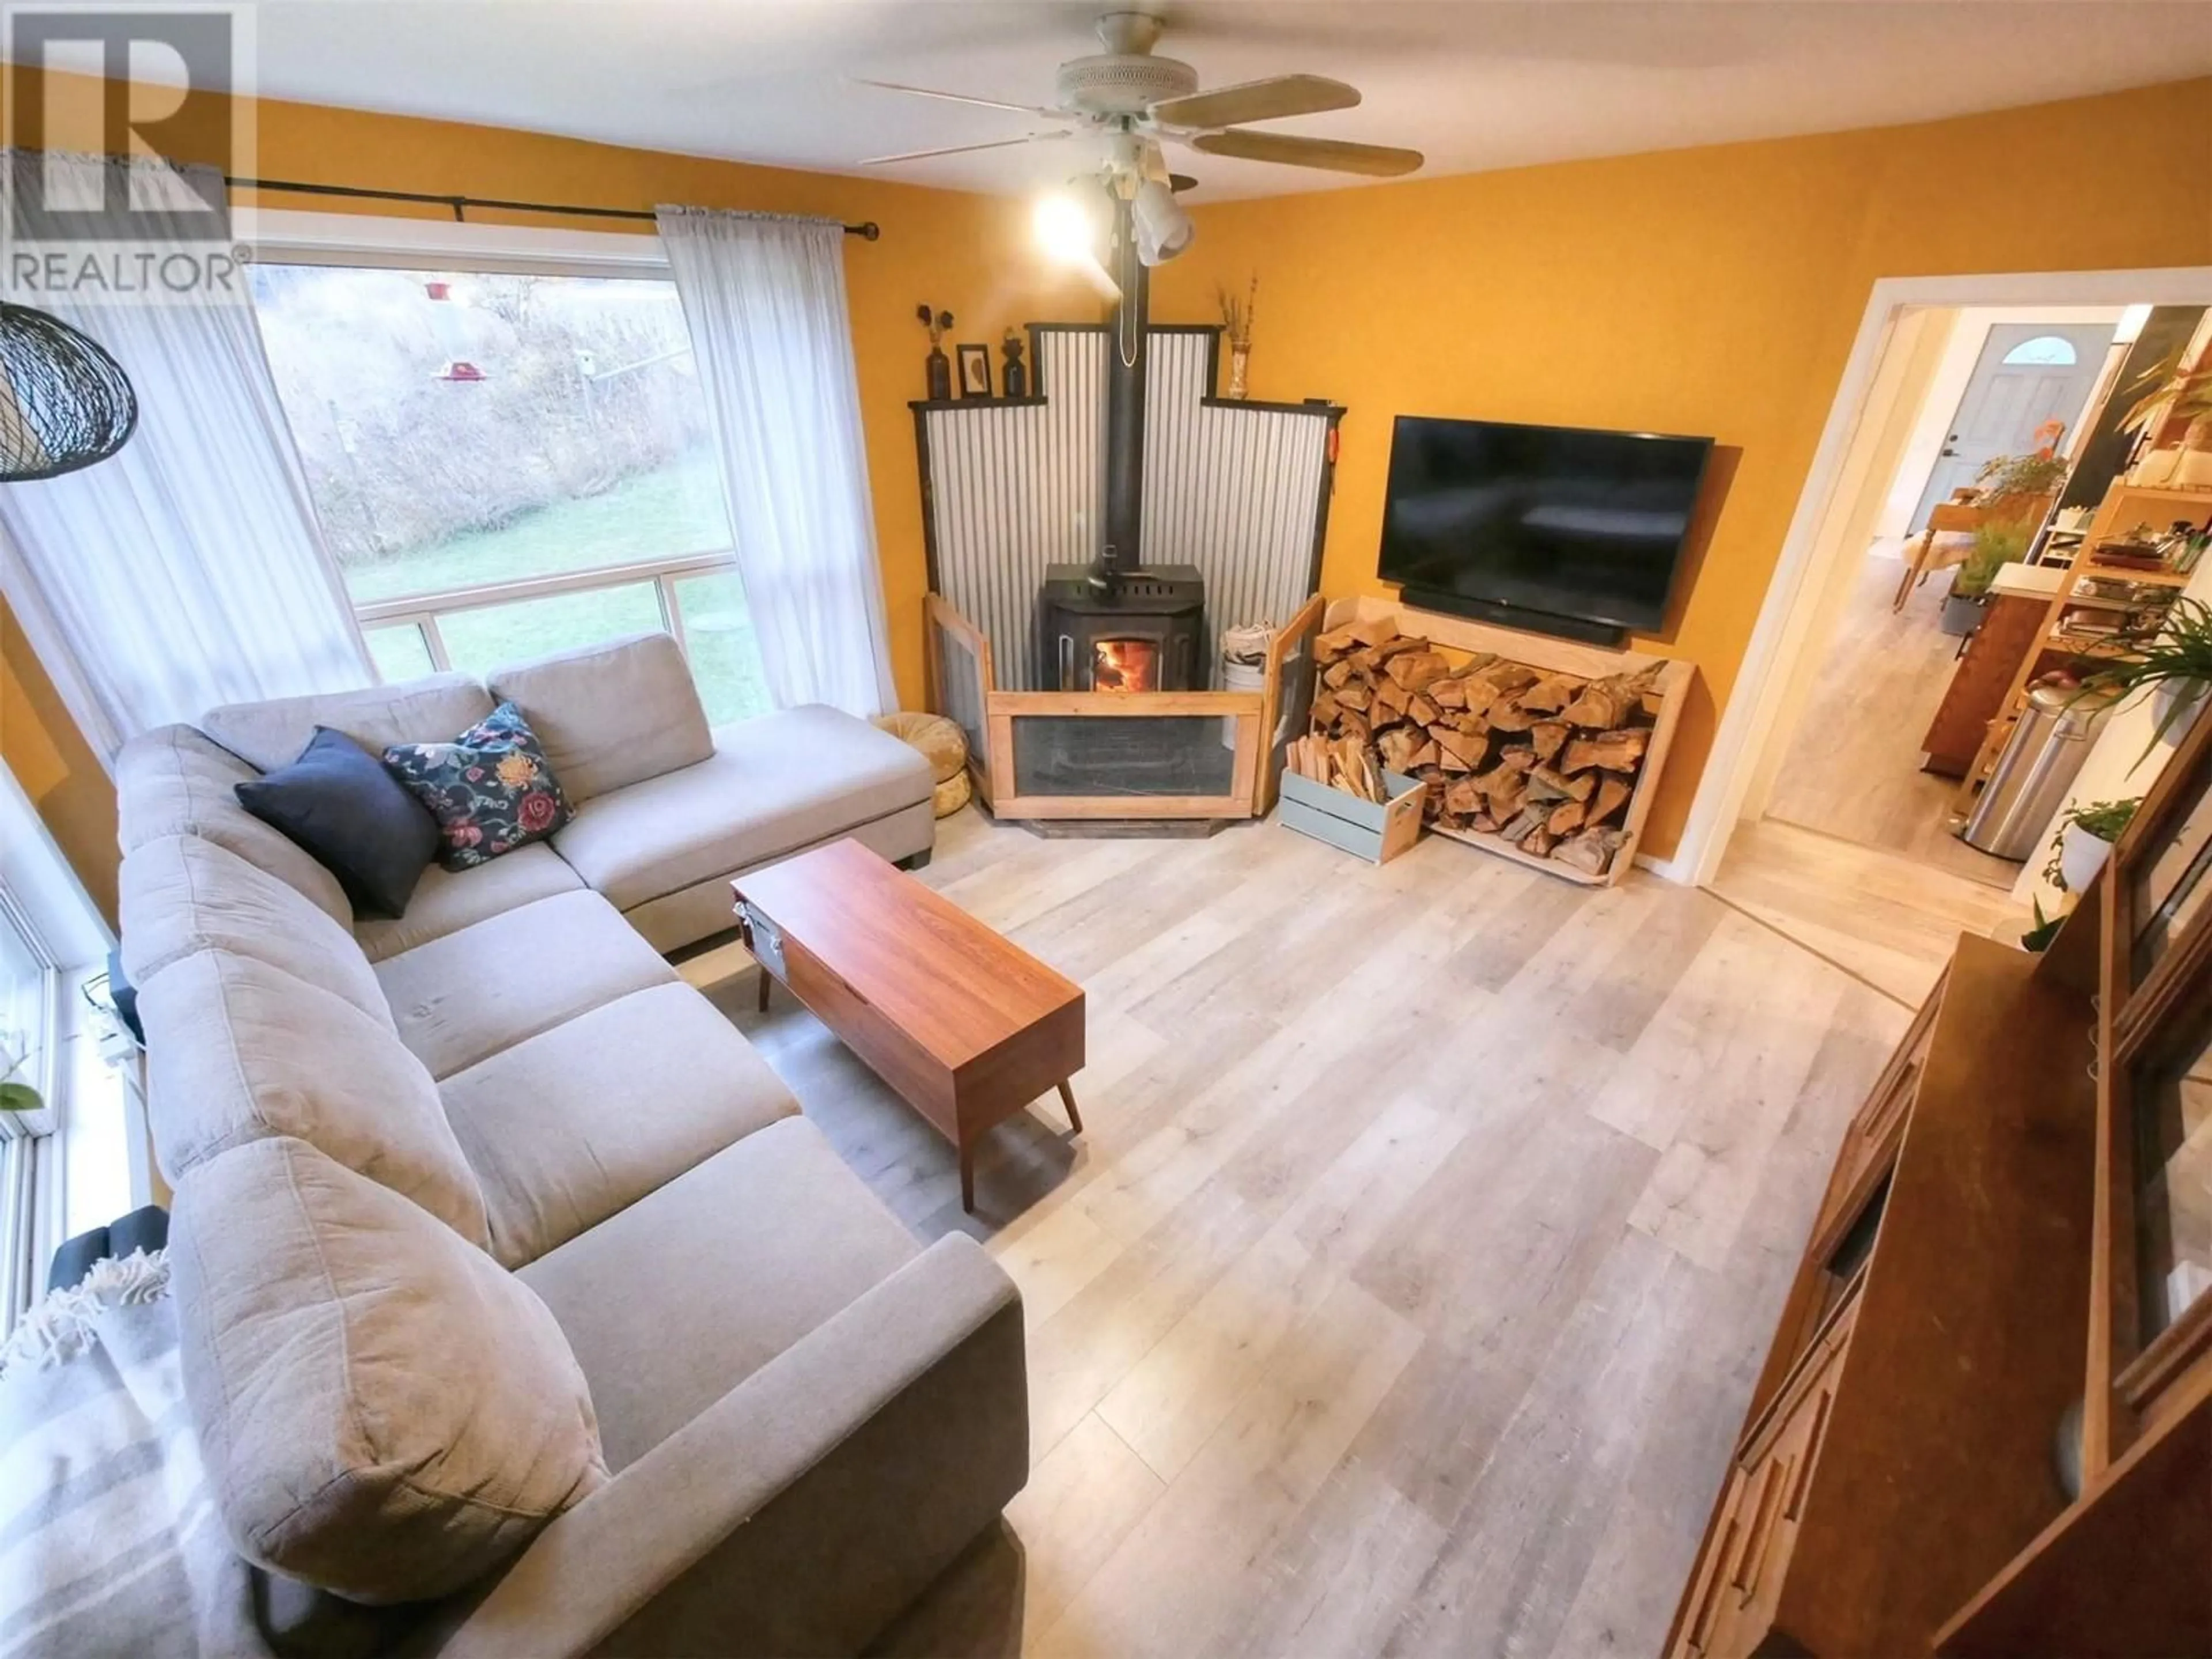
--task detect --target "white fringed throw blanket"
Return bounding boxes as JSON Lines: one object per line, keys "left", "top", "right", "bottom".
{"left": 0, "top": 1251, "right": 268, "bottom": 1658}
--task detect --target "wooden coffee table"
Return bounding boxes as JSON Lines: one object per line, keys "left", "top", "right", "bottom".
{"left": 732, "top": 839, "right": 1085, "bottom": 1212}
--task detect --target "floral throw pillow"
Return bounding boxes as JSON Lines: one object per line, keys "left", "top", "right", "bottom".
{"left": 383, "top": 703, "right": 573, "bottom": 871}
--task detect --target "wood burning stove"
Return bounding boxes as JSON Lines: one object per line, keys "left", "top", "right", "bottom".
{"left": 1035, "top": 561, "right": 1206, "bottom": 693}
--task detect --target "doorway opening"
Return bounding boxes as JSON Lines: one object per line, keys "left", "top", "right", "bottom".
{"left": 1695, "top": 277, "right": 2212, "bottom": 1005}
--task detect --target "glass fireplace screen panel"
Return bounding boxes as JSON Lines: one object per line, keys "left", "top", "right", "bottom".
{"left": 934, "top": 621, "right": 989, "bottom": 768}
{"left": 1010, "top": 715, "right": 1240, "bottom": 798}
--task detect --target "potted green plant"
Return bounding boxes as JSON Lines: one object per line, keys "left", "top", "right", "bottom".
{"left": 2044, "top": 797, "right": 2140, "bottom": 895}
{"left": 2118, "top": 351, "right": 2212, "bottom": 487}
{"left": 1973, "top": 451, "right": 2070, "bottom": 518}
{"left": 2084, "top": 596, "right": 2212, "bottom": 760}
{"left": 1942, "top": 523, "right": 2025, "bottom": 634}
{"left": 0, "top": 1039, "right": 40, "bottom": 1115}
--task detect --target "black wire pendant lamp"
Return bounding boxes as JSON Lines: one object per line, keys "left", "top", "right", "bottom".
{"left": 0, "top": 302, "right": 137, "bottom": 482}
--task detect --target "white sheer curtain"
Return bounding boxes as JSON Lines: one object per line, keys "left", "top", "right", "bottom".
{"left": 655, "top": 207, "right": 895, "bottom": 717}
{"left": 0, "top": 152, "right": 368, "bottom": 756}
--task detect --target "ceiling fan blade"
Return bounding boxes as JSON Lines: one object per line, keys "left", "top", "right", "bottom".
{"left": 1187, "top": 130, "right": 1423, "bottom": 177}
{"left": 859, "top": 131, "right": 1070, "bottom": 166}
{"left": 1148, "top": 74, "right": 1359, "bottom": 130}
{"left": 849, "top": 77, "right": 1062, "bottom": 119}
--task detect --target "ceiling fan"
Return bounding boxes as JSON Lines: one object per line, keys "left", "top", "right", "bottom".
{"left": 854, "top": 9, "right": 1423, "bottom": 264}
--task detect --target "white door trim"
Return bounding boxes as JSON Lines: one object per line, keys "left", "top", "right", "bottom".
{"left": 1662, "top": 265, "right": 2212, "bottom": 889}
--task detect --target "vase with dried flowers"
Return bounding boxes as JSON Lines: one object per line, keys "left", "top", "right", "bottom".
{"left": 1217, "top": 276, "right": 1256, "bottom": 400}
{"left": 916, "top": 303, "right": 955, "bottom": 401}
{"left": 2119, "top": 350, "right": 2212, "bottom": 487}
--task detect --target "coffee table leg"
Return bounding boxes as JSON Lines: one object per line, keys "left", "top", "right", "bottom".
{"left": 959, "top": 1140, "right": 976, "bottom": 1214}
{"left": 757, "top": 967, "right": 772, "bottom": 1013}
{"left": 1057, "top": 1080, "right": 1084, "bottom": 1134}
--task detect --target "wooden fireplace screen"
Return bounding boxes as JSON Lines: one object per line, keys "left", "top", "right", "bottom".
{"left": 927, "top": 592, "right": 1324, "bottom": 822}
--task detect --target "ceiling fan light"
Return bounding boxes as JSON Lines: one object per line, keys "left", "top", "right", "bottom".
{"left": 1033, "top": 192, "right": 1099, "bottom": 265}
{"left": 1132, "top": 177, "right": 1193, "bottom": 266}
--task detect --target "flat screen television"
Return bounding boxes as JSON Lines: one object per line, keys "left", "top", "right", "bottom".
{"left": 1377, "top": 415, "right": 1714, "bottom": 639}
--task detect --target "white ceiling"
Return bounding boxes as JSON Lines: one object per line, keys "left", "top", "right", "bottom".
{"left": 240, "top": 1, "right": 2212, "bottom": 202}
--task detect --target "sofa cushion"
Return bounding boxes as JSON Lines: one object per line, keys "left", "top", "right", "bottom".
{"left": 438, "top": 982, "right": 798, "bottom": 1267}
{"left": 384, "top": 702, "right": 574, "bottom": 871}
{"left": 138, "top": 949, "right": 488, "bottom": 1245}
{"left": 487, "top": 631, "right": 714, "bottom": 804}
{"left": 353, "top": 843, "right": 584, "bottom": 964}
{"left": 234, "top": 726, "right": 441, "bottom": 917}
{"left": 372, "top": 889, "right": 676, "bottom": 1079}
{"left": 551, "top": 706, "right": 934, "bottom": 915}
{"left": 115, "top": 725, "right": 353, "bottom": 928}
{"left": 172, "top": 1137, "right": 606, "bottom": 1604}
{"left": 518, "top": 1117, "right": 919, "bottom": 1472}
{"left": 119, "top": 835, "right": 393, "bottom": 1029}
{"left": 202, "top": 672, "right": 494, "bottom": 775}
{"left": 619, "top": 798, "right": 937, "bottom": 953}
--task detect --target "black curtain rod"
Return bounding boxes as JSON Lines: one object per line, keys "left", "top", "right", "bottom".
{"left": 222, "top": 175, "right": 881, "bottom": 239}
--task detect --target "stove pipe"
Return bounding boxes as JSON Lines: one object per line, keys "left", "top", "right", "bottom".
{"left": 1100, "top": 193, "right": 1147, "bottom": 578}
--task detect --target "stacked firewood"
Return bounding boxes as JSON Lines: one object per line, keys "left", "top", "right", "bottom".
{"left": 1285, "top": 733, "right": 1389, "bottom": 802}
{"left": 1309, "top": 615, "right": 1665, "bottom": 877}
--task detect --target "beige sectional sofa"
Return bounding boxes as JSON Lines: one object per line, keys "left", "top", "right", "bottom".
{"left": 112, "top": 634, "right": 1028, "bottom": 1657}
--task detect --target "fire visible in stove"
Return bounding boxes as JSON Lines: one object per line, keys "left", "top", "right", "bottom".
{"left": 1092, "top": 639, "right": 1158, "bottom": 694}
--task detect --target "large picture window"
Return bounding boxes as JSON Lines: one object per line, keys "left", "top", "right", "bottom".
{"left": 249, "top": 263, "right": 770, "bottom": 724}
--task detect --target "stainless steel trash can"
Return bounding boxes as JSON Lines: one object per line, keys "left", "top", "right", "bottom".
{"left": 1961, "top": 684, "right": 2119, "bottom": 859}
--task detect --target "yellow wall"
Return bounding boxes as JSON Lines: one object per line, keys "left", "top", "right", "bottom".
{"left": 5, "top": 71, "right": 2208, "bottom": 898}
{"left": 1, "top": 74, "right": 1100, "bottom": 914}
{"left": 1153, "top": 76, "right": 2212, "bottom": 859}
{"left": 2, "top": 594, "right": 118, "bottom": 922}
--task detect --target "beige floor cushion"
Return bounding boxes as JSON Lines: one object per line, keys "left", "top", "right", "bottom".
{"left": 114, "top": 725, "right": 353, "bottom": 929}
{"left": 551, "top": 706, "right": 933, "bottom": 914}
{"left": 487, "top": 631, "right": 714, "bottom": 804}
{"left": 371, "top": 889, "right": 676, "bottom": 1078}
{"left": 352, "top": 842, "right": 584, "bottom": 964}
{"left": 518, "top": 1117, "right": 919, "bottom": 1472}
{"left": 873, "top": 711, "right": 972, "bottom": 819}
{"left": 438, "top": 982, "right": 798, "bottom": 1267}
{"left": 119, "top": 834, "right": 393, "bottom": 1029}
{"left": 138, "top": 949, "right": 488, "bottom": 1247}
{"left": 173, "top": 1137, "right": 606, "bottom": 1604}
{"left": 200, "top": 672, "right": 494, "bottom": 776}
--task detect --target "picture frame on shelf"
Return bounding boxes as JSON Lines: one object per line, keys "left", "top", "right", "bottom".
{"left": 956, "top": 343, "right": 991, "bottom": 398}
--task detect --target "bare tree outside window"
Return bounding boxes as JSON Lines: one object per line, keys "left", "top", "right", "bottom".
{"left": 249, "top": 263, "right": 768, "bottom": 724}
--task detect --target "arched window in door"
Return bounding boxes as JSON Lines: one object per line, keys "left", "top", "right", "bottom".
{"left": 2001, "top": 335, "right": 2080, "bottom": 366}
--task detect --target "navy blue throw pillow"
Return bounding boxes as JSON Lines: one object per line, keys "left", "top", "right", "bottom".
{"left": 235, "top": 726, "right": 441, "bottom": 918}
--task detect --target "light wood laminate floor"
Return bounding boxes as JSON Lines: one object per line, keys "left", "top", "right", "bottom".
{"left": 683, "top": 809, "right": 1913, "bottom": 1659}
{"left": 1709, "top": 819, "right": 2028, "bottom": 1008}
{"left": 1765, "top": 544, "right": 2025, "bottom": 890}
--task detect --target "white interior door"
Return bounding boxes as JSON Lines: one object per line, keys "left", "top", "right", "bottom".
{"left": 1908, "top": 321, "right": 2114, "bottom": 530}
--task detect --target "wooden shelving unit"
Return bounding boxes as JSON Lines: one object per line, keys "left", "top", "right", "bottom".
{"left": 1668, "top": 708, "right": 2212, "bottom": 1658}
{"left": 1308, "top": 595, "right": 1695, "bottom": 888}
{"left": 1662, "top": 938, "right": 2099, "bottom": 1658}
{"left": 1947, "top": 479, "right": 2212, "bottom": 822}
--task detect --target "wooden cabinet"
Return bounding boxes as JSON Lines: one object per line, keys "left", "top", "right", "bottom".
{"left": 1672, "top": 705, "right": 2212, "bottom": 1659}
{"left": 1678, "top": 1294, "right": 1857, "bottom": 1658}
{"left": 1665, "top": 941, "right": 2099, "bottom": 1659}
{"left": 1920, "top": 590, "right": 2050, "bottom": 777}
